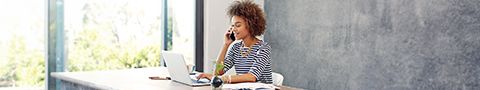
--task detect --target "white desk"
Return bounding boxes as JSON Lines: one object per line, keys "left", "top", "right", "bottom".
{"left": 51, "top": 67, "right": 300, "bottom": 90}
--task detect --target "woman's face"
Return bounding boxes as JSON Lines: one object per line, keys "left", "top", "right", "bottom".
{"left": 231, "top": 16, "right": 251, "bottom": 40}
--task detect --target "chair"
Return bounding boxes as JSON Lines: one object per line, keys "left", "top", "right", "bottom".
{"left": 272, "top": 72, "right": 284, "bottom": 86}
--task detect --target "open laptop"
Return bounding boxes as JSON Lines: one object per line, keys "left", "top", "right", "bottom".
{"left": 162, "top": 51, "right": 210, "bottom": 86}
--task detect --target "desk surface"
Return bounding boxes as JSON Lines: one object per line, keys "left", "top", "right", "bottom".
{"left": 51, "top": 67, "right": 301, "bottom": 90}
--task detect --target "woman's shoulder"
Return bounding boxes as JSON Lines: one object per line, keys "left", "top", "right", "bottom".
{"left": 229, "top": 41, "right": 242, "bottom": 49}
{"left": 232, "top": 41, "right": 242, "bottom": 46}
{"left": 258, "top": 40, "right": 271, "bottom": 50}
{"left": 260, "top": 40, "right": 269, "bottom": 46}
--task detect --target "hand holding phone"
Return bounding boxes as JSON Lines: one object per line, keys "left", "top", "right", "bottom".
{"left": 224, "top": 26, "right": 235, "bottom": 45}
{"left": 229, "top": 32, "right": 235, "bottom": 40}
{"left": 227, "top": 25, "right": 235, "bottom": 41}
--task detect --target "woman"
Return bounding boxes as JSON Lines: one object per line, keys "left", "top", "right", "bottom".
{"left": 197, "top": 0, "right": 272, "bottom": 84}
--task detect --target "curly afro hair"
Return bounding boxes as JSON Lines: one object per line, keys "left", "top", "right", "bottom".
{"left": 227, "top": 0, "right": 266, "bottom": 37}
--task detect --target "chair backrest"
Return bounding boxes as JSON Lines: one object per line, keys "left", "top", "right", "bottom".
{"left": 272, "top": 72, "right": 284, "bottom": 86}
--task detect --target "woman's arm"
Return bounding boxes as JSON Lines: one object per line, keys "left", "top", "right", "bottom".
{"left": 221, "top": 73, "right": 257, "bottom": 83}
{"left": 196, "top": 28, "right": 235, "bottom": 79}
{"left": 215, "top": 43, "right": 231, "bottom": 75}
{"left": 216, "top": 26, "right": 236, "bottom": 75}
{"left": 195, "top": 72, "right": 257, "bottom": 83}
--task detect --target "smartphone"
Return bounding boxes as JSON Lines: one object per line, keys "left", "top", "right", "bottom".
{"left": 229, "top": 32, "right": 236, "bottom": 40}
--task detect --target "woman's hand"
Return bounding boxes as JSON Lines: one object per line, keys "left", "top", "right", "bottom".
{"left": 196, "top": 73, "right": 213, "bottom": 80}
{"left": 224, "top": 26, "right": 234, "bottom": 45}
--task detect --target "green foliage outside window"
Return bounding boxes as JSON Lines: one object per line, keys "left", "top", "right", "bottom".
{"left": 0, "top": 0, "right": 163, "bottom": 87}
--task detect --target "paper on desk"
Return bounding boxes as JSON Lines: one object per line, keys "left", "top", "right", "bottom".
{"left": 222, "top": 83, "right": 279, "bottom": 90}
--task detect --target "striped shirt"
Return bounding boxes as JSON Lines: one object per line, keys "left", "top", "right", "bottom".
{"left": 224, "top": 40, "right": 272, "bottom": 84}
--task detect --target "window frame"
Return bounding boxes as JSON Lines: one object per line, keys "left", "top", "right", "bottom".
{"left": 194, "top": 0, "right": 204, "bottom": 72}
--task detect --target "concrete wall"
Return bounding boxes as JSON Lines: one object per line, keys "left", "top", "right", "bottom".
{"left": 264, "top": 0, "right": 480, "bottom": 89}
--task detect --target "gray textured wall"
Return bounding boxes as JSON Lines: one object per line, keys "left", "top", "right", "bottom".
{"left": 264, "top": 0, "right": 480, "bottom": 89}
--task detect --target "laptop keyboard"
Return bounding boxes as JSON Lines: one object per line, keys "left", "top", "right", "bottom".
{"left": 189, "top": 75, "right": 210, "bottom": 83}
{"left": 191, "top": 79, "right": 209, "bottom": 83}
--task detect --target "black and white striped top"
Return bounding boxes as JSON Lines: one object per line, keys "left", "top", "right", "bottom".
{"left": 224, "top": 40, "right": 272, "bottom": 84}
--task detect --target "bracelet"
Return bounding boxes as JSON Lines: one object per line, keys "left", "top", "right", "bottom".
{"left": 228, "top": 75, "right": 232, "bottom": 84}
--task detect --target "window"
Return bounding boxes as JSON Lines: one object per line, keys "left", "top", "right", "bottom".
{"left": 0, "top": 0, "right": 45, "bottom": 88}
{"left": 0, "top": 0, "right": 204, "bottom": 88}
{"left": 166, "top": 0, "right": 196, "bottom": 67}
{"left": 64, "top": 0, "right": 163, "bottom": 72}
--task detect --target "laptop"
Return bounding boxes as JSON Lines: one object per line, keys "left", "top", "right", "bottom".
{"left": 162, "top": 51, "right": 210, "bottom": 86}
